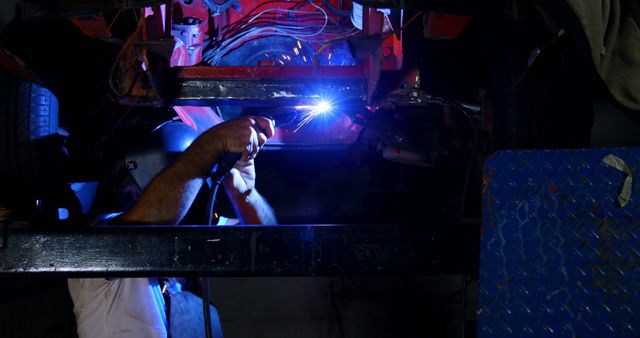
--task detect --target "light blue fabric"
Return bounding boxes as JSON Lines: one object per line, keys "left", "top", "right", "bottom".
{"left": 149, "top": 278, "right": 168, "bottom": 330}
{"left": 166, "top": 285, "right": 225, "bottom": 338}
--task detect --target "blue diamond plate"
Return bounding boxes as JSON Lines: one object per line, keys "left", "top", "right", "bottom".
{"left": 480, "top": 148, "right": 640, "bottom": 337}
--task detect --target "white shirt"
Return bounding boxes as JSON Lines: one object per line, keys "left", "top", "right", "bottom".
{"left": 68, "top": 278, "right": 168, "bottom": 338}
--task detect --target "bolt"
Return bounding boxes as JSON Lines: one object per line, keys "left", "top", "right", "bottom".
{"left": 127, "top": 161, "right": 138, "bottom": 171}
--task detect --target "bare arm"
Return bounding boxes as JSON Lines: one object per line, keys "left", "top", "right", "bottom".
{"left": 118, "top": 137, "right": 216, "bottom": 224}
{"left": 228, "top": 189, "right": 277, "bottom": 225}
{"left": 223, "top": 160, "right": 277, "bottom": 224}
{"left": 119, "top": 116, "right": 275, "bottom": 225}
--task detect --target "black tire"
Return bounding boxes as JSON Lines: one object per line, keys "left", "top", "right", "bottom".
{"left": 0, "top": 69, "right": 59, "bottom": 179}
{"left": 0, "top": 70, "right": 82, "bottom": 224}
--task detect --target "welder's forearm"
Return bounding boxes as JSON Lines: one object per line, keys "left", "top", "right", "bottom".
{"left": 120, "top": 136, "right": 222, "bottom": 224}
{"left": 230, "top": 190, "right": 277, "bottom": 225}
{"left": 119, "top": 161, "right": 205, "bottom": 224}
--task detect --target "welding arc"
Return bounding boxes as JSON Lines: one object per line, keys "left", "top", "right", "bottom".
{"left": 261, "top": 105, "right": 325, "bottom": 132}
{"left": 293, "top": 106, "right": 325, "bottom": 132}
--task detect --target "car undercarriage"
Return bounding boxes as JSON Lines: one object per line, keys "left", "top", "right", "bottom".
{"left": 1, "top": 1, "right": 639, "bottom": 337}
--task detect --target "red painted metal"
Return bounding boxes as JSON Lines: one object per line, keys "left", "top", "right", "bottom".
{"left": 362, "top": 6, "right": 384, "bottom": 104}
{"left": 172, "top": 0, "right": 210, "bottom": 40}
{"left": 423, "top": 12, "right": 471, "bottom": 40}
{"left": 176, "top": 66, "right": 365, "bottom": 79}
{"left": 68, "top": 15, "right": 111, "bottom": 38}
{"left": 162, "top": 0, "right": 403, "bottom": 107}
{"left": 156, "top": 1, "right": 370, "bottom": 145}
{"left": 381, "top": 31, "right": 403, "bottom": 71}
{"left": 0, "top": 48, "right": 39, "bottom": 82}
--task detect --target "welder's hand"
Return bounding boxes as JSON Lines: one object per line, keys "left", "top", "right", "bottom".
{"left": 221, "top": 116, "right": 274, "bottom": 199}
{"left": 224, "top": 159, "right": 256, "bottom": 200}
{"left": 205, "top": 116, "right": 275, "bottom": 161}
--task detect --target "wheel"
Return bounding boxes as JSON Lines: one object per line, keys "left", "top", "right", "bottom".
{"left": 0, "top": 70, "right": 75, "bottom": 221}
{"left": 0, "top": 69, "right": 59, "bottom": 179}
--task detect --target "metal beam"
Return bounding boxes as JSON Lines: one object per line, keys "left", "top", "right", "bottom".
{"left": 0, "top": 223, "right": 478, "bottom": 277}
{"left": 19, "top": 0, "right": 166, "bottom": 20}
{"left": 354, "top": 0, "right": 508, "bottom": 16}
{"left": 171, "top": 66, "right": 367, "bottom": 107}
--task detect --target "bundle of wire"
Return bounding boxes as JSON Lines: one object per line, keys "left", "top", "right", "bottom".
{"left": 109, "top": 8, "right": 149, "bottom": 99}
{"left": 202, "top": 0, "right": 359, "bottom": 65}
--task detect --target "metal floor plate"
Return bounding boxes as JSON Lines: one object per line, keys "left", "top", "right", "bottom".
{"left": 480, "top": 148, "right": 640, "bottom": 337}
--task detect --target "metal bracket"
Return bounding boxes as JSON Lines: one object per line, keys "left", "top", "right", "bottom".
{"left": 201, "top": 0, "right": 241, "bottom": 15}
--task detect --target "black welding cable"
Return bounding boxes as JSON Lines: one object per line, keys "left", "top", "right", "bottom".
{"left": 461, "top": 275, "right": 468, "bottom": 338}
{"left": 202, "top": 177, "right": 220, "bottom": 338}
{"left": 202, "top": 181, "right": 223, "bottom": 338}
{"left": 201, "top": 276, "right": 213, "bottom": 338}
{"left": 202, "top": 179, "right": 219, "bottom": 338}
{"left": 205, "top": 181, "right": 221, "bottom": 227}
{"left": 458, "top": 107, "right": 478, "bottom": 218}
{"left": 423, "top": 96, "right": 479, "bottom": 218}
{"left": 329, "top": 281, "right": 347, "bottom": 338}
{"left": 205, "top": 152, "right": 242, "bottom": 225}
{"left": 202, "top": 152, "right": 242, "bottom": 338}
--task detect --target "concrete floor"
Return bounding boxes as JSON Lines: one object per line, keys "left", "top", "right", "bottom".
{"left": 0, "top": 275, "right": 476, "bottom": 338}
{"left": 210, "top": 276, "right": 476, "bottom": 338}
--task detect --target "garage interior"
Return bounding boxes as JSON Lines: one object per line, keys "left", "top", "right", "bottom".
{"left": 1, "top": 1, "right": 639, "bottom": 337}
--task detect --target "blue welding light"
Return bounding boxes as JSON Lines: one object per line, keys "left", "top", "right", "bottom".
{"left": 294, "top": 99, "right": 334, "bottom": 115}
{"left": 315, "top": 100, "right": 333, "bottom": 114}
{"left": 291, "top": 99, "right": 336, "bottom": 132}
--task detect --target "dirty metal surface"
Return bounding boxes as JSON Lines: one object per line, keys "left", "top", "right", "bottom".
{"left": 172, "top": 67, "right": 366, "bottom": 107}
{"left": 480, "top": 148, "right": 640, "bottom": 337}
{"left": 0, "top": 224, "right": 478, "bottom": 277}
{"left": 19, "top": 0, "right": 166, "bottom": 20}
{"left": 172, "top": 78, "right": 366, "bottom": 107}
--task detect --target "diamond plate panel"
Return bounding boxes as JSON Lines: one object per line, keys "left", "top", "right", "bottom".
{"left": 480, "top": 148, "right": 640, "bottom": 337}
